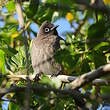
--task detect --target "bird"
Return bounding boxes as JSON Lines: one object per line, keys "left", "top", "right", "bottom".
{"left": 31, "top": 21, "right": 63, "bottom": 77}
{"left": 31, "top": 21, "right": 88, "bottom": 109}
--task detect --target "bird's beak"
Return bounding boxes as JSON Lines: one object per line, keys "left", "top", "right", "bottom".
{"left": 50, "top": 25, "right": 59, "bottom": 31}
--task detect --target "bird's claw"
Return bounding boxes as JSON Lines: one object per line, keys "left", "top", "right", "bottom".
{"left": 34, "top": 73, "right": 42, "bottom": 82}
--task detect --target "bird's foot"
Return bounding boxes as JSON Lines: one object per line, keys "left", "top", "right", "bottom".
{"left": 51, "top": 70, "right": 62, "bottom": 78}
{"left": 51, "top": 74, "right": 58, "bottom": 78}
{"left": 34, "top": 72, "right": 42, "bottom": 82}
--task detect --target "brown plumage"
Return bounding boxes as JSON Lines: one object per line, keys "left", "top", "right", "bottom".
{"left": 31, "top": 21, "right": 88, "bottom": 109}
{"left": 31, "top": 21, "right": 62, "bottom": 76}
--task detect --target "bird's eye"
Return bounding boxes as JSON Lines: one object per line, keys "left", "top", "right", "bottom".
{"left": 44, "top": 28, "right": 50, "bottom": 33}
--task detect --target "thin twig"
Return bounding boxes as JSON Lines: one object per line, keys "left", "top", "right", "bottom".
{"left": 15, "top": 0, "right": 30, "bottom": 110}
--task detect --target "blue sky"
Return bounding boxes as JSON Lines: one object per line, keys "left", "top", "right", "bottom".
{"left": 0, "top": 7, "right": 95, "bottom": 40}
{"left": 30, "top": 18, "right": 75, "bottom": 39}
{"left": 0, "top": 7, "right": 76, "bottom": 40}
{"left": 29, "top": 17, "right": 94, "bottom": 40}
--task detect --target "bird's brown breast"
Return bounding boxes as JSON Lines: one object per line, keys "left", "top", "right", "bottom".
{"left": 31, "top": 35, "right": 62, "bottom": 75}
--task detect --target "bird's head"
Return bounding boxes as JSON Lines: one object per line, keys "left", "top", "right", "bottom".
{"left": 38, "top": 21, "right": 59, "bottom": 37}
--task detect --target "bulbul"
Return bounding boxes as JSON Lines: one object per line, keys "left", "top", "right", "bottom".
{"left": 31, "top": 21, "right": 62, "bottom": 76}
{"left": 31, "top": 21, "right": 88, "bottom": 109}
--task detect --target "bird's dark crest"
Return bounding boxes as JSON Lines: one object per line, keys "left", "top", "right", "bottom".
{"left": 38, "top": 21, "right": 58, "bottom": 36}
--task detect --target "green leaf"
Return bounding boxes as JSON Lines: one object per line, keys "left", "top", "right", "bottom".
{"left": 94, "top": 42, "right": 109, "bottom": 51}
{"left": 8, "top": 101, "right": 20, "bottom": 110}
{"left": 0, "top": 49, "right": 5, "bottom": 73}
{"left": 101, "top": 86, "right": 110, "bottom": 95}
{"left": 25, "top": 0, "right": 39, "bottom": 18}
{"left": 29, "top": 0, "right": 39, "bottom": 14}
{"left": 88, "top": 20, "right": 107, "bottom": 38}
{"left": 35, "top": 5, "right": 53, "bottom": 23}
{"left": 39, "top": 75, "right": 52, "bottom": 85}
{"left": 87, "top": 20, "right": 108, "bottom": 49}
{"left": 91, "top": 50, "right": 106, "bottom": 68}
{"left": 7, "top": 46, "right": 33, "bottom": 74}
{"left": 6, "top": 1, "right": 15, "bottom": 13}
{"left": 81, "top": 58, "right": 91, "bottom": 73}
{"left": 2, "top": 46, "right": 17, "bottom": 57}
{"left": 54, "top": 48, "right": 80, "bottom": 74}
{"left": 0, "top": 33, "right": 11, "bottom": 45}
{"left": 39, "top": 75, "right": 61, "bottom": 88}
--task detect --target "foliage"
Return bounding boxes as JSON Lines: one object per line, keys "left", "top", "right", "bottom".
{"left": 0, "top": 0, "right": 110, "bottom": 110}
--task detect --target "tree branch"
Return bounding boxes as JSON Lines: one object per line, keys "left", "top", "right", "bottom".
{"left": 73, "top": 0, "right": 110, "bottom": 14}
{"left": 4, "top": 64, "right": 110, "bottom": 86}
{"left": 40, "top": 1, "right": 110, "bottom": 14}
{"left": 1, "top": 64, "right": 110, "bottom": 91}
{"left": 0, "top": 85, "right": 88, "bottom": 109}
{"left": 5, "top": 74, "right": 110, "bottom": 87}
{"left": 69, "top": 64, "right": 110, "bottom": 89}
{"left": 1, "top": 64, "right": 110, "bottom": 109}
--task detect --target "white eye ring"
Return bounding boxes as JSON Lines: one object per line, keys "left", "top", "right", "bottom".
{"left": 45, "top": 28, "right": 50, "bottom": 33}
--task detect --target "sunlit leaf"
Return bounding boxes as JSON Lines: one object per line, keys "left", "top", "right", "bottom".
{"left": 0, "top": 49, "right": 5, "bottom": 73}
{"left": 101, "top": 86, "right": 110, "bottom": 95}
{"left": 8, "top": 102, "right": 20, "bottom": 110}
{"left": 6, "top": 0, "right": 15, "bottom": 13}
{"left": 2, "top": 46, "right": 17, "bottom": 57}
{"left": 11, "top": 32, "right": 19, "bottom": 38}
{"left": 94, "top": 42, "right": 109, "bottom": 51}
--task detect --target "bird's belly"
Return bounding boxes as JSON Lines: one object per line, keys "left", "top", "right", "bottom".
{"left": 39, "top": 54, "right": 58, "bottom": 75}
{"left": 32, "top": 44, "right": 61, "bottom": 75}
{"left": 41, "top": 62, "right": 55, "bottom": 75}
